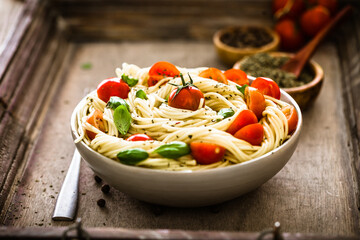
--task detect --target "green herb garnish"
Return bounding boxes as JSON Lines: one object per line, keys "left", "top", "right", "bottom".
{"left": 106, "top": 96, "right": 130, "bottom": 111}
{"left": 122, "top": 74, "right": 138, "bottom": 87}
{"left": 218, "top": 108, "right": 235, "bottom": 119}
{"left": 117, "top": 148, "right": 148, "bottom": 165}
{"left": 153, "top": 141, "right": 190, "bottom": 159}
{"left": 113, "top": 105, "right": 131, "bottom": 135}
{"left": 135, "top": 89, "right": 148, "bottom": 100}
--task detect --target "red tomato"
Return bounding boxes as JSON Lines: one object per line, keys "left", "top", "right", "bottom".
{"left": 308, "top": 0, "right": 338, "bottom": 15}
{"left": 199, "top": 68, "right": 228, "bottom": 84}
{"left": 282, "top": 105, "right": 298, "bottom": 134}
{"left": 126, "top": 134, "right": 153, "bottom": 141}
{"left": 226, "top": 109, "right": 258, "bottom": 135}
{"left": 300, "top": 5, "right": 330, "bottom": 37}
{"left": 190, "top": 142, "right": 226, "bottom": 165}
{"left": 251, "top": 77, "right": 281, "bottom": 100}
{"left": 244, "top": 86, "right": 266, "bottom": 120}
{"left": 234, "top": 123, "right": 264, "bottom": 146}
{"left": 272, "top": 0, "right": 306, "bottom": 19}
{"left": 224, "top": 69, "right": 249, "bottom": 86}
{"left": 86, "top": 109, "right": 106, "bottom": 140}
{"left": 275, "top": 18, "right": 305, "bottom": 51}
{"left": 168, "top": 85, "right": 205, "bottom": 111}
{"left": 97, "top": 78, "right": 130, "bottom": 103}
{"left": 148, "top": 61, "right": 180, "bottom": 87}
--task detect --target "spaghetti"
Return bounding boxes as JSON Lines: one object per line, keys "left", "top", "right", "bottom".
{"left": 74, "top": 63, "right": 294, "bottom": 171}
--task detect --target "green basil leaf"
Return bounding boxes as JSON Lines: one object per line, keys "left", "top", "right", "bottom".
{"left": 113, "top": 105, "right": 131, "bottom": 135}
{"left": 236, "top": 84, "right": 248, "bottom": 95}
{"left": 122, "top": 74, "right": 138, "bottom": 87}
{"left": 153, "top": 141, "right": 190, "bottom": 159}
{"left": 117, "top": 148, "right": 148, "bottom": 165}
{"left": 106, "top": 96, "right": 130, "bottom": 111}
{"left": 218, "top": 108, "right": 235, "bottom": 119}
{"left": 136, "top": 89, "right": 148, "bottom": 100}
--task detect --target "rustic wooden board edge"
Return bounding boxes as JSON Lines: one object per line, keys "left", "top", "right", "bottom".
{"left": 0, "top": 226, "right": 359, "bottom": 240}
{"left": 335, "top": 7, "right": 360, "bottom": 213}
{"left": 0, "top": 0, "right": 70, "bottom": 216}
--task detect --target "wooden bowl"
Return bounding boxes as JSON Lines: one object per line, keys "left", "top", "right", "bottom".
{"left": 233, "top": 52, "right": 324, "bottom": 110}
{"left": 213, "top": 26, "right": 280, "bottom": 66}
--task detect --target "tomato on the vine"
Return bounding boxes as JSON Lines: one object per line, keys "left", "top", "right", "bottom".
{"left": 168, "top": 73, "right": 205, "bottom": 111}
{"left": 224, "top": 69, "right": 249, "bottom": 86}
{"left": 251, "top": 77, "right": 281, "bottom": 100}
{"left": 148, "top": 61, "right": 180, "bottom": 87}
{"left": 226, "top": 109, "right": 258, "bottom": 135}
{"left": 275, "top": 18, "right": 305, "bottom": 51}
{"left": 126, "top": 133, "right": 153, "bottom": 141}
{"left": 190, "top": 142, "right": 226, "bottom": 165}
{"left": 86, "top": 109, "right": 106, "bottom": 140}
{"left": 97, "top": 78, "right": 130, "bottom": 103}
{"left": 199, "top": 68, "right": 228, "bottom": 84}
{"left": 300, "top": 5, "right": 330, "bottom": 37}
{"left": 234, "top": 123, "right": 264, "bottom": 146}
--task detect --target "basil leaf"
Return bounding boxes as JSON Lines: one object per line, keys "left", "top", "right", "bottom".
{"left": 122, "top": 74, "right": 138, "bottom": 87}
{"left": 218, "top": 108, "right": 235, "bottom": 119}
{"left": 136, "top": 89, "right": 148, "bottom": 100}
{"left": 106, "top": 96, "right": 130, "bottom": 111}
{"left": 153, "top": 141, "right": 190, "bottom": 159}
{"left": 236, "top": 84, "right": 248, "bottom": 95}
{"left": 117, "top": 148, "right": 148, "bottom": 165}
{"left": 113, "top": 105, "right": 131, "bottom": 135}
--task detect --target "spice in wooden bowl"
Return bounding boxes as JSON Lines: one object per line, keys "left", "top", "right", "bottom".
{"left": 213, "top": 26, "right": 280, "bottom": 66}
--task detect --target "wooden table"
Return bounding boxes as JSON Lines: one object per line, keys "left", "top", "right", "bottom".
{"left": 0, "top": 0, "right": 359, "bottom": 239}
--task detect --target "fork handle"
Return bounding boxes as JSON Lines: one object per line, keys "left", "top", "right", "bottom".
{"left": 52, "top": 149, "right": 81, "bottom": 221}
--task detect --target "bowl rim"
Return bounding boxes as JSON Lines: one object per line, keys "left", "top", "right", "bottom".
{"left": 70, "top": 88, "right": 302, "bottom": 176}
{"left": 233, "top": 52, "right": 324, "bottom": 93}
{"left": 213, "top": 25, "right": 280, "bottom": 54}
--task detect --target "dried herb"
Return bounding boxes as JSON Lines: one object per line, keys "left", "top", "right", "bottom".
{"left": 220, "top": 27, "right": 273, "bottom": 48}
{"left": 239, "top": 53, "right": 314, "bottom": 88}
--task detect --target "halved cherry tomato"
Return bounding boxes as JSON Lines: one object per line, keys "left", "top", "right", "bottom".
{"left": 148, "top": 61, "right": 180, "bottom": 87}
{"left": 226, "top": 109, "right": 258, "bottom": 135}
{"left": 126, "top": 133, "right": 153, "bottom": 141}
{"left": 251, "top": 77, "right": 281, "bottom": 100}
{"left": 190, "top": 142, "right": 226, "bottom": 165}
{"left": 224, "top": 69, "right": 249, "bottom": 86}
{"left": 168, "top": 74, "right": 205, "bottom": 111}
{"left": 199, "top": 68, "right": 228, "bottom": 84}
{"left": 244, "top": 86, "right": 266, "bottom": 120}
{"left": 282, "top": 105, "right": 298, "bottom": 134}
{"left": 86, "top": 109, "right": 106, "bottom": 140}
{"left": 234, "top": 123, "right": 264, "bottom": 146}
{"left": 97, "top": 77, "right": 130, "bottom": 103}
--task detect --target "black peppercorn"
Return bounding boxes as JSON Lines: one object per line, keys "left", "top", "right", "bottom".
{"left": 94, "top": 175, "right": 102, "bottom": 183}
{"left": 97, "top": 199, "right": 106, "bottom": 207}
{"left": 101, "top": 184, "right": 110, "bottom": 194}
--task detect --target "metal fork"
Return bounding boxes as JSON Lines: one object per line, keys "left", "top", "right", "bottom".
{"left": 52, "top": 149, "right": 81, "bottom": 221}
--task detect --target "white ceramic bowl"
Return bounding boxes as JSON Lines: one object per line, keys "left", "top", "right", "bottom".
{"left": 71, "top": 90, "right": 302, "bottom": 207}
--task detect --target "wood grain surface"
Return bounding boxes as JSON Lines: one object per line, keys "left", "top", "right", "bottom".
{"left": 0, "top": 0, "right": 359, "bottom": 238}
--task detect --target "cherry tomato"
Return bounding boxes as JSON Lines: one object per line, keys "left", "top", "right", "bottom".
{"left": 168, "top": 85, "right": 204, "bottom": 111}
{"left": 272, "top": 0, "right": 306, "bottom": 19}
{"left": 275, "top": 18, "right": 305, "bottom": 51}
{"left": 224, "top": 69, "right": 249, "bottom": 86}
{"left": 308, "top": 0, "right": 338, "bottom": 15}
{"left": 244, "top": 86, "right": 266, "bottom": 120}
{"left": 282, "top": 105, "right": 298, "bottom": 134}
{"left": 234, "top": 123, "right": 264, "bottom": 146}
{"left": 126, "top": 133, "right": 153, "bottom": 141}
{"left": 300, "top": 5, "right": 330, "bottom": 37}
{"left": 226, "top": 109, "right": 258, "bottom": 135}
{"left": 199, "top": 68, "right": 228, "bottom": 84}
{"left": 86, "top": 109, "right": 106, "bottom": 140}
{"left": 251, "top": 77, "right": 281, "bottom": 100}
{"left": 97, "top": 78, "right": 130, "bottom": 103}
{"left": 190, "top": 142, "right": 226, "bottom": 165}
{"left": 148, "top": 61, "right": 180, "bottom": 87}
